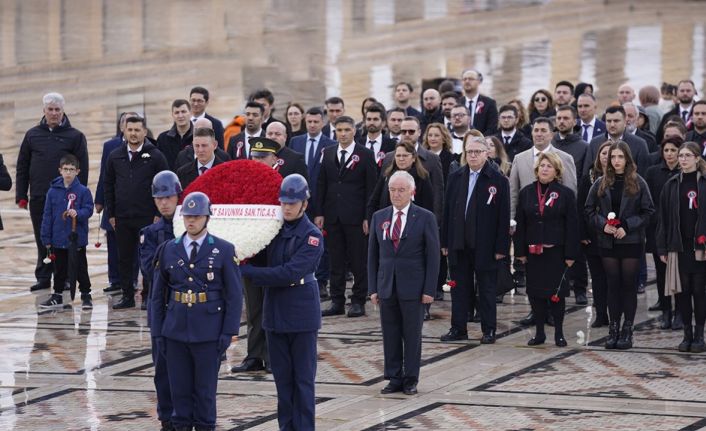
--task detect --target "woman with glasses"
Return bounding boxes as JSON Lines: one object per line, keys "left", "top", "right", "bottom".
{"left": 523, "top": 89, "right": 556, "bottom": 136}
{"left": 585, "top": 141, "right": 655, "bottom": 350}
{"left": 284, "top": 102, "right": 306, "bottom": 138}
{"left": 656, "top": 142, "right": 706, "bottom": 353}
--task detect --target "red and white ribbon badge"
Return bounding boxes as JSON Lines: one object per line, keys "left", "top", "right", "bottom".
{"left": 688, "top": 190, "right": 698, "bottom": 209}
{"left": 382, "top": 221, "right": 391, "bottom": 240}
{"left": 486, "top": 186, "right": 497, "bottom": 205}
{"left": 236, "top": 141, "right": 244, "bottom": 158}
{"left": 346, "top": 154, "right": 360, "bottom": 170}
{"left": 67, "top": 192, "right": 77, "bottom": 210}
{"left": 273, "top": 158, "right": 284, "bottom": 171}
{"left": 376, "top": 151, "right": 385, "bottom": 168}
{"left": 546, "top": 191, "right": 559, "bottom": 207}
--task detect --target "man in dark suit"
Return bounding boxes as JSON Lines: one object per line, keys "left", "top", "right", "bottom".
{"left": 176, "top": 127, "right": 227, "bottom": 190}
{"left": 686, "top": 100, "right": 706, "bottom": 147}
{"left": 440, "top": 135, "right": 511, "bottom": 343}
{"left": 460, "top": 69, "right": 498, "bottom": 136}
{"left": 575, "top": 94, "right": 606, "bottom": 142}
{"left": 495, "top": 104, "right": 533, "bottom": 162}
{"left": 656, "top": 79, "right": 697, "bottom": 143}
{"left": 189, "top": 86, "right": 225, "bottom": 149}
{"left": 315, "top": 116, "right": 377, "bottom": 318}
{"left": 420, "top": 89, "right": 444, "bottom": 135}
{"left": 157, "top": 99, "right": 193, "bottom": 171}
{"left": 394, "top": 82, "right": 422, "bottom": 118}
{"left": 227, "top": 101, "right": 265, "bottom": 160}
{"left": 322, "top": 96, "right": 345, "bottom": 141}
{"left": 265, "top": 122, "right": 309, "bottom": 181}
{"left": 584, "top": 105, "right": 650, "bottom": 177}
{"left": 382, "top": 117, "right": 444, "bottom": 222}
{"left": 105, "top": 116, "right": 169, "bottom": 309}
{"left": 249, "top": 88, "right": 283, "bottom": 133}
{"left": 174, "top": 117, "right": 231, "bottom": 172}
{"left": 355, "top": 103, "right": 396, "bottom": 171}
{"left": 368, "top": 170, "right": 440, "bottom": 396}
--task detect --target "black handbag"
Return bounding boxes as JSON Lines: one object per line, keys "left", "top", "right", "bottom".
{"left": 496, "top": 257, "right": 514, "bottom": 295}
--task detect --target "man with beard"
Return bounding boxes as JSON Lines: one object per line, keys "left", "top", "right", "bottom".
{"left": 449, "top": 105, "right": 470, "bottom": 154}
{"left": 441, "top": 92, "right": 459, "bottom": 131}
{"left": 394, "top": 82, "right": 422, "bottom": 118}
{"left": 460, "top": 69, "right": 498, "bottom": 135}
{"left": 623, "top": 102, "right": 657, "bottom": 153}
{"left": 656, "top": 79, "right": 697, "bottom": 143}
{"left": 554, "top": 81, "right": 575, "bottom": 107}
{"left": 686, "top": 100, "right": 706, "bottom": 147}
{"left": 355, "top": 103, "right": 395, "bottom": 172}
{"left": 494, "top": 104, "right": 532, "bottom": 162}
{"left": 420, "top": 89, "right": 444, "bottom": 134}
{"left": 227, "top": 101, "right": 265, "bottom": 160}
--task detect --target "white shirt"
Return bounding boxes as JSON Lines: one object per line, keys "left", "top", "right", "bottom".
{"left": 198, "top": 156, "right": 216, "bottom": 173}
{"left": 183, "top": 231, "right": 208, "bottom": 258}
{"left": 191, "top": 112, "right": 206, "bottom": 123}
{"left": 581, "top": 117, "right": 597, "bottom": 139}
{"left": 680, "top": 103, "right": 694, "bottom": 121}
{"left": 305, "top": 133, "right": 322, "bottom": 165}
{"left": 127, "top": 143, "right": 144, "bottom": 160}
{"left": 366, "top": 134, "right": 382, "bottom": 154}
{"left": 336, "top": 144, "right": 354, "bottom": 165}
{"left": 501, "top": 130, "right": 516, "bottom": 144}
{"left": 451, "top": 132, "right": 465, "bottom": 155}
{"left": 465, "top": 94, "right": 480, "bottom": 126}
{"left": 390, "top": 202, "right": 411, "bottom": 238}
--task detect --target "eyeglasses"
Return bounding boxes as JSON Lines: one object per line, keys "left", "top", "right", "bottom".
{"left": 534, "top": 97, "right": 548, "bottom": 103}
{"left": 465, "top": 149, "right": 486, "bottom": 156}
{"left": 400, "top": 129, "right": 418, "bottom": 135}
{"left": 678, "top": 153, "right": 696, "bottom": 159}
{"left": 61, "top": 167, "right": 77, "bottom": 172}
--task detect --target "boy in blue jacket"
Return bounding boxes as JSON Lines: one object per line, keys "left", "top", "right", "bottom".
{"left": 40, "top": 154, "right": 94, "bottom": 309}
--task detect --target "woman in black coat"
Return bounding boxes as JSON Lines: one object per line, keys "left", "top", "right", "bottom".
{"left": 656, "top": 142, "right": 706, "bottom": 353}
{"left": 644, "top": 136, "right": 682, "bottom": 329}
{"left": 0, "top": 154, "right": 12, "bottom": 231}
{"left": 585, "top": 141, "right": 655, "bottom": 350}
{"left": 578, "top": 141, "right": 611, "bottom": 328}
{"left": 515, "top": 152, "right": 579, "bottom": 347}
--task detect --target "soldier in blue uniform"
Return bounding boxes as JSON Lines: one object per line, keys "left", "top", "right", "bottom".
{"left": 150, "top": 192, "right": 243, "bottom": 431}
{"left": 239, "top": 174, "right": 323, "bottom": 431}
{"left": 141, "top": 170, "right": 181, "bottom": 431}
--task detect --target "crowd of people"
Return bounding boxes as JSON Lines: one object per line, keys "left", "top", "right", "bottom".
{"left": 4, "top": 73, "right": 706, "bottom": 430}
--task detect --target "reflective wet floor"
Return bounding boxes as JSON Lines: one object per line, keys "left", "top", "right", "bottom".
{"left": 3, "top": 0, "right": 706, "bottom": 429}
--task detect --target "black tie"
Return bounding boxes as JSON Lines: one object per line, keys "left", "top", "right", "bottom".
{"left": 368, "top": 140, "right": 376, "bottom": 151}
{"left": 130, "top": 150, "right": 138, "bottom": 161}
{"left": 308, "top": 138, "right": 316, "bottom": 166}
{"left": 190, "top": 241, "right": 198, "bottom": 262}
{"left": 504, "top": 136, "right": 511, "bottom": 145}
{"left": 339, "top": 150, "right": 347, "bottom": 173}
{"left": 199, "top": 166, "right": 208, "bottom": 175}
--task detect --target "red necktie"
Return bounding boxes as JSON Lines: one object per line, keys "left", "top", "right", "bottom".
{"left": 392, "top": 210, "right": 403, "bottom": 250}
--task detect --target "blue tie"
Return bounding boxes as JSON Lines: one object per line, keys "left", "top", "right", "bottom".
{"left": 307, "top": 138, "right": 316, "bottom": 166}
{"left": 582, "top": 124, "right": 590, "bottom": 142}
{"left": 465, "top": 171, "right": 478, "bottom": 213}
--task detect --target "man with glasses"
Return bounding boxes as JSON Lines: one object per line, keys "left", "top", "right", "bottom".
{"left": 460, "top": 69, "right": 498, "bottom": 135}
{"left": 189, "top": 86, "right": 225, "bottom": 149}
{"left": 450, "top": 105, "right": 471, "bottom": 154}
{"left": 440, "top": 136, "right": 510, "bottom": 343}
{"left": 494, "top": 104, "right": 532, "bottom": 162}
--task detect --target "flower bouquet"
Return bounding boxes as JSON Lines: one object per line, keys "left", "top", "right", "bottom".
{"left": 174, "top": 160, "right": 283, "bottom": 260}
{"left": 606, "top": 212, "right": 620, "bottom": 227}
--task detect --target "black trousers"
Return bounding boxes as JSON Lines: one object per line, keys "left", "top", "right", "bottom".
{"left": 529, "top": 295, "right": 565, "bottom": 339}
{"left": 651, "top": 252, "right": 672, "bottom": 312}
{"left": 30, "top": 197, "right": 53, "bottom": 285}
{"left": 380, "top": 285, "right": 424, "bottom": 387}
{"left": 325, "top": 221, "right": 368, "bottom": 306}
{"left": 52, "top": 247, "right": 91, "bottom": 298}
{"left": 450, "top": 250, "right": 497, "bottom": 334}
{"left": 115, "top": 216, "right": 152, "bottom": 297}
{"left": 677, "top": 271, "right": 706, "bottom": 327}
{"left": 586, "top": 252, "right": 608, "bottom": 318}
{"left": 243, "top": 278, "right": 268, "bottom": 362}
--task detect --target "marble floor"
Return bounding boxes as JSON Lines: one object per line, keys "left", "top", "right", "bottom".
{"left": 0, "top": 223, "right": 704, "bottom": 430}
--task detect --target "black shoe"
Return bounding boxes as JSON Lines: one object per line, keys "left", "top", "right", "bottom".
{"left": 112, "top": 296, "right": 135, "bottom": 309}
{"left": 380, "top": 383, "right": 403, "bottom": 394}
{"left": 480, "top": 332, "right": 496, "bottom": 344}
{"left": 265, "top": 362, "right": 273, "bottom": 373}
{"left": 30, "top": 282, "right": 51, "bottom": 292}
{"left": 691, "top": 325, "right": 705, "bottom": 353}
{"left": 496, "top": 294, "right": 504, "bottom": 304}
{"left": 679, "top": 326, "right": 693, "bottom": 352}
{"left": 527, "top": 336, "right": 546, "bottom": 346}
{"left": 555, "top": 336, "right": 567, "bottom": 347}
{"left": 347, "top": 303, "right": 365, "bottom": 318}
{"left": 103, "top": 284, "right": 122, "bottom": 295}
{"left": 648, "top": 300, "right": 662, "bottom": 311}
{"left": 472, "top": 311, "right": 481, "bottom": 323}
{"left": 615, "top": 321, "right": 633, "bottom": 350}
{"left": 637, "top": 283, "right": 646, "bottom": 294}
{"left": 519, "top": 311, "right": 535, "bottom": 326}
{"left": 403, "top": 383, "right": 418, "bottom": 395}
{"left": 81, "top": 296, "right": 93, "bottom": 310}
{"left": 321, "top": 305, "right": 345, "bottom": 317}
{"left": 231, "top": 358, "right": 265, "bottom": 373}
{"left": 440, "top": 328, "right": 468, "bottom": 342}
{"left": 318, "top": 281, "right": 330, "bottom": 300}
{"left": 345, "top": 271, "right": 354, "bottom": 282}
{"left": 591, "top": 313, "right": 609, "bottom": 328}
{"left": 39, "top": 293, "right": 63, "bottom": 308}
{"left": 424, "top": 308, "right": 431, "bottom": 321}
{"left": 659, "top": 310, "right": 672, "bottom": 330}
{"left": 575, "top": 292, "right": 588, "bottom": 305}
{"left": 605, "top": 321, "right": 620, "bottom": 349}
{"left": 672, "top": 312, "right": 684, "bottom": 330}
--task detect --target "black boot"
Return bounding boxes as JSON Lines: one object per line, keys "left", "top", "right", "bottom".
{"left": 690, "top": 325, "right": 705, "bottom": 353}
{"left": 659, "top": 309, "right": 672, "bottom": 330}
{"left": 605, "top": 321, "right": 620, "bottom": 349}
{"left": 615, "top": 321, "right": 633, "bottom": 350}
{"left": 672, "top": 311, "right": 684, "bottom": 330}
{"left": 678, "top": 326, "right": 693, "bottom": 352}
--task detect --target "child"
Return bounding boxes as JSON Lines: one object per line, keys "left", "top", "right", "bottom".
{"left": 40, "top": 154, "right": 94, "bottom": 309}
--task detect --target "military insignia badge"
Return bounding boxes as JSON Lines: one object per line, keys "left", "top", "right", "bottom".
{"left": 207, "top": 272, "right": 214, "bottom": 281}
{"left": 177, "top": 259, "right": 185, "bottom": 267}
{"left": 140, "top": 234, "right": 144, "bottom": 244}
{"left": 307, "top": 236, "right": 320, "bottom": 247}
{"left": 187, "top": 200, "right": 196, "bottom": 209}
{"left": 212, "top": 248, "right": 219, "bottom": 255}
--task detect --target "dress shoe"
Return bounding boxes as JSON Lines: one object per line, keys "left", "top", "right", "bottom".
{"left": 380, "top": 383, "right": 402, "bottom": 394}
{"left": 321, "top": 305, "right": 345, "bottom": 317}
{"left": 591, "top": 314, "right": 609, "bottom": 328}
{"left": 347, "top": 303, "right": 365, "bottom": 318}
{"left": 648, "top": 300, "right": 662, "bottom": 311}
{"left": 103, "top": 284, "right": 122, "bottom": 294}
{"left": 575, "top": 292, "right": 588, "bottom": 305}
{"left": 403, "top": 384, "right": 418, "bottom": 395}
{"left": 672, "top": 312, "right": 684, "bottom": 330}
{"left": 637, "top": 283, "right": 646, "bottom": 294}
{"left": 519, "top": 312, "right": 535, "bottom": 326}
{"left": 659, "top": 310, "right": 672, "bottom": 330}
{"left": 112, "top": 296, "right": 135, "bottom": 309}
{"left": 691, "top": 325, "right": 705, "bottom": 353}
{"left": 231, "top": 358, "right": 265, "bottom": 373}
{"left": 527, "top": 336, "right": 546, "bottom": 346}
{"left": 318, "top": 281, "right": 330, "bottom": 300}
{"left": 30, "top": 282, "right": 51, "bottom": 292}
{"left": 555, "top": 336, "right": 567, "bottom": 347}
{"left": 265, "top": 362, "right": 273, "bottom": 373}
{"left": 440, "top": 328, "right": 468, "bottom": 342}
{"left": 480, "top": 332, "right": 496, "bottom": 344}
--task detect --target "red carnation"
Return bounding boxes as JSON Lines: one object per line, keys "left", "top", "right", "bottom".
{"left": 321, "top": 229, "right": 328, "bottom": 237}
{"left": 94, "top": 242, "right": 102, "bottom": 248}
{"left": 49, "top": 253, "right": 56, "bottom": 262}
{"left": 182, "top": 160, "right": 282, "bottom": 205}
{"left": 448, "top": 280, "right": 456, "bottom": 288}
{"left": 550, "top": 294, "right": 560, "bottom": 303}
{"left": 698, "top": 235, "right": 706, "bottom": 245}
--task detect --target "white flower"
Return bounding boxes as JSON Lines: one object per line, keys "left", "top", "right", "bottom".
{"left": 607, "top": 212, "right": 616, "bottom": 220}
{"left": 141, "top": 153, "right": 151, "bottom": 159}
{"left": 43, "top": 257, "right": 51, "bottom": 264}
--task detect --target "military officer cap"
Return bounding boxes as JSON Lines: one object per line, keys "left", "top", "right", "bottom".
{"left": 249, "top": 137, "right": 280, "bottom": 158}
{"left": 181, "top": 191, "right": 212, "bottom": 216}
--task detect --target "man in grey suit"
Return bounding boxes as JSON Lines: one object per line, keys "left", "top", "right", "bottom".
{"left": 382, "top": 116, "right": 444, "bottom": 222}
{"left": 369, "top": 170, "right": 440, "bottom": 396}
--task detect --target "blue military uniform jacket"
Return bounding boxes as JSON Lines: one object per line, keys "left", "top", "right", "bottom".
{"left": 150, "top": 233, "right": 243, "bottom": 343}
{"left": 140, "top": 217, "right": 175, "bottom": 281}
{"left": 240, "top": 216, "right": 323, "bottom": 333}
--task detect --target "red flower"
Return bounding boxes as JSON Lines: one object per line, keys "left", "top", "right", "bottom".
{"left": 698, "top": 235, "right": 706, "bottom": 245}
{"left": 606, "top": 219, "right": 621, "bottom": 227}
{"left": 181, "top": 160, "right": 282, "bottom": 205}
{"left": 550, "top": 294, "right": 560, "bottom": 303}
{"left": 18, "top": 199, "right": 28, "bottom": 209}
{"left": 94, "top": 242, "right": 102, "bottom": 248}
{"left": 448, "top": 280, "right": 457, "bottom": 288}
{"left": 49, "top": 253, "right": 56, "bottom": 262}
{"left": 321, "top": 229, "right": 328, "bottom": 237}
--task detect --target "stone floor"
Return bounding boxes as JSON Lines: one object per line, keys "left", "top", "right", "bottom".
{"left": 0, "top": 220, "right": 705, "bottom": 430}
